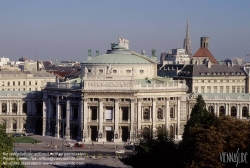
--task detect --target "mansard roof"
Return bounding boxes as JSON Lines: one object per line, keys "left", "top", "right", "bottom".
{"left": 193, "top": 47, "right": 218, "bottom": 64}
{"left": 178, "top": 64, "right": 245, "bottom": 77}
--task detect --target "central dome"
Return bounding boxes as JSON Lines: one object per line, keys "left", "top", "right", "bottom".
{"left": 84, "top": 38, "right": 156, "bottom": 64}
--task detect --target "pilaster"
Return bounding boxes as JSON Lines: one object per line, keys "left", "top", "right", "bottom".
{"left": 98, "top": 98, "right": 103, "bottom": 142}
{"left": 83, "top": 98, "right": 88, "bottom": 141}
{"left": 114, "top": 98, "right": 119, "bottom": 142}
{"left": 54, "top": 96, "right": 59, "bottom": 138}
{"left": 177, "top": 97, "right": 181, "bottom": 139}
{"left": 137, "top": 98, "right": 142, "bottom": 131}
{"left": 65, "top": 98, "right": 71, "bottom": 140}
{"left": 77, "top": 96, "right": 83, "bottom": 141}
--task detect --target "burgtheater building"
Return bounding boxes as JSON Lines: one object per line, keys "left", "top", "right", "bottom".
{"left": 43, "top": 38, "right": 189, "bottom": 142}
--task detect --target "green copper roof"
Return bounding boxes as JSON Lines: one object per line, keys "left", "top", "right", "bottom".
{"left": 85, "top": 53, "right": 152, "bottom": 64}
{"left": 83, "top": 46, "right": 158, "bottom": 64}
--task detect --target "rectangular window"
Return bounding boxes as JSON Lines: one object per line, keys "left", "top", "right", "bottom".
{"left": 29, "top": 81, "right": 31, "bottom": 85}
{"left": 194, "top": 87, "right": 198, "bottom": 93}
{"left": 226, "top": 86, "right": 229, "bottom": 93}
{"left": 29, "top": 88, "right": 31, "bottom": 91}
{"left": 207, "top": 86, "right": 211, "bottom": 93}
{"left": 232, "top": 86, "right": 235, "bottom": 93}
{"left": 88, "top": 69, "right": 91, "bottom": 73}
{"left": 113, "top": 70, "right": 117, "bottom": 73}
{"left": 99, "top": 69, "right": 103, "bottom": 73}
{"left": 35, "top": 81, "right": 37, "bottom": 85}
{"left": 126, "top": 70, "right": 131, "bottom": 73}
{"left": 220, "top": 86, "right": 223, "bottom": 93}
{"left": 201, "top": 87, "right": 204, "bottom": 93}
{"left": 242, "top": 87, "right": 245, "bottom": 93}
{"left": 140, "top": 70, "right": 144, "bottom": 73}
{"left": 237, "top": 87, "right": 240, "bottom": 93}
{"left": 2, "top": 81, "right": 4, "bottom": 86}
{"left": 214, "top": 86, "right": 217, "bottom": 93}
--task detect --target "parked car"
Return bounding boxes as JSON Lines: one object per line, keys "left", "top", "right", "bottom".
{"left": 13, "top": 134, "right": 23, "bottom": 137}
{"left": 23, "top": 133, "right": 34, "bottom": 136}
{"left": 115, "top": 150, "right": 125, "bottom": 154}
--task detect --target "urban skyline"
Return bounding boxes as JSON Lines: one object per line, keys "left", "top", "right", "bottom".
{"left": 0, "top": 0, "right": 250, "bottom": 62}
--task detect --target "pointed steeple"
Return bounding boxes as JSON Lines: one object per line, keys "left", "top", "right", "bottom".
{"left": 183, "top": 18, "right": 192, "bottom": 57}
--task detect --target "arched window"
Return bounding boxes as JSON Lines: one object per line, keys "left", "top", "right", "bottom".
{"left": 219, "top": 106, "right": 225, "bottom": 116}
{"left": 157, "top": 108, "right": 163, "bottom": 119}
{"left": 170, "top": 107, "right": 175, "bottom": 118}
{"left": 208, "top": 106, "right": 214, "bottom": 113}
{"left": 23, "top": 81, "right": 25, "bottom": 85}
{"left": 13, "top": 81, "right": 15, "bottom": 86}
{"left": 242, "top": 107, "right": 248, "bottom": 117}
{"left": 22, "top": 103, "right": 27, "bottom": 113}
{"left": 13, "top": 120, "right": 17, "bottom": 131}
{"left": 143, "top": 108, "right": 150, "bottom": 120}
{"left": 12, "top": 103, "right": 17, "bottom": 113}
{"left": 170, "top": 125, "right": 174, "bottom": 137}
{"left": 2, "top": 103, "right": 7, "bottom": 113}
{"left": 231, "top": 106, "right": 237, "bottom": 117}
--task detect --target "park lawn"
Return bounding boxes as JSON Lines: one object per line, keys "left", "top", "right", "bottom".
{"left": 14, "top": 137, "right": 42, "bottom": 143}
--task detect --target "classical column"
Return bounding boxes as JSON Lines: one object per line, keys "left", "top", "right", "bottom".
{"left": 20, "top": 101, "right": 23, "bottom": 115}
{"left": 239, "top": 105, "right": 242, "bottom": 119}
{"left": 83, "top": 98, "right": 88, "bottom": 141}
{"left": 152, "top": 98, "right": 156, "bottom": 131}
{"left": 77, "top": 96, "right": 83, "bottom": 141}
{"left": 55, "top": 96, "right": 59, "bottom": 138}
{"left": 98, "top": 98, "right": 103, "bottom": 141}
{"left": 17, "top": 101, "right": 20, "bottom": 115}
{"left": 237, "top": 104, "right": 240, "bottom": 119}
{"left": 165, "top": 98, "right": 169, "bottom": 131}
{"left": 47, "top": 98, "right": 51, "bottom": 135}
{"left": 114, "top": 98, "right": 119, "bottom": 142}
{"left": 130, "top": 99, "right": 135, "bottom": 141}
{"left": 225, "top": 103, "right": 228, "bottom": 116}
{"left": 65, "top": 98, "right": 70, "bottom": 140}
{"left": 7, "top": 101, "right": 10, "bottom": 114}
{"left": 137, "top": 98, "right": 142, "bottom": 131}
{"left": 42, "top": 100, "right": 46, "bottom": 136}
{"left": 177, "top": 97, "right": 180, "bottom": 139}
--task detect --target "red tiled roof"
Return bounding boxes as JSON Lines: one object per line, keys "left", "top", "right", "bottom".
{"left": 193, "top": 47, "right": 218, "bottom": 64}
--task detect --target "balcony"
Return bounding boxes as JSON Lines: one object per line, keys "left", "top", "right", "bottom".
{"left": 46, "top": 82, "right": 82, "bottom": 89}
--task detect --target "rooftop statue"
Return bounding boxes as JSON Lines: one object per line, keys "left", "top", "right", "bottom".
{"left": 152, "top": 49, "right": 157, "bottom": 57}
{"left": 118, "top": 37, "right": 129, "bottom": 49}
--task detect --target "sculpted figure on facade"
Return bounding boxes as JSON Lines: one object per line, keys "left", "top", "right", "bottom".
{"left": 106, "top": 65, "right": 112, "bottom": 74}
{"left": 85, "top": 67, "right": 88, "bottom": 76}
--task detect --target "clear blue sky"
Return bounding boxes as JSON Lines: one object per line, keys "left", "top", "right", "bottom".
{"left": 0, "top": 0, "right": 250, "bottom": 62}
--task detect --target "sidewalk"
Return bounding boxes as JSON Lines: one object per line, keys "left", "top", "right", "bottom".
{"left": 15, "top": 135, "right": 133, "bottom": 153}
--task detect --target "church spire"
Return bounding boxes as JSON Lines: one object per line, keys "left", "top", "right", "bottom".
{"left": 183, "top": 18, "right": 192, "bottom": 57}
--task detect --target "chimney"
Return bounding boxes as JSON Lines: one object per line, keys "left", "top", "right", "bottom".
{"left": 201, "top": 37, "right": 209, "bottom": 48}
